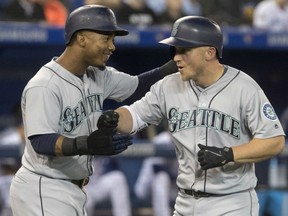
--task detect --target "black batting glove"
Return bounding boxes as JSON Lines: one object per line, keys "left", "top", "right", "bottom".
{"left": 81, "top": 110, "right": 132, "bottom": 156}
{"left": 197, "top": 144, "right": 234, "bottom": 170}
{"left": 85, "top": 129, "right": 133, "bottom": 156}
{"left": 86, "top": 127, "right": 114, "bottom": 155}
{"left": 97, "top": 110, "right": 119, "bottom": 129}
{"left": 111, "top": 133, "right": 133, "bottom": 154}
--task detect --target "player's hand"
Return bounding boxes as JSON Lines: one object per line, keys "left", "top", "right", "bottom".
{"left": 97, "top": 110, "right": 119, "bottom": 129}
{"left": 197, "top": 144, "right": 234, "bottom": 170}
{"left": 111, "top": 133, "right": 133, "bottom": 154}
{"left": 86, "top": 128, "right": 132, "bottom": 155}
{"left": 83, "top": 110, "right": 132, "bottom": 156}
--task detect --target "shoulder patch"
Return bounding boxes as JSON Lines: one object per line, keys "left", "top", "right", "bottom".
{"left": 262, "top": 103, "right": 277, "bottom": 121}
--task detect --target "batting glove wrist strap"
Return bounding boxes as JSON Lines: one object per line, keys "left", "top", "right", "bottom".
{"left": 197, "top": 144, "right": 234, "bottom": 170}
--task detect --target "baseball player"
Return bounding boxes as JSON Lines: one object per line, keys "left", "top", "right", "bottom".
{"left": 9, "top": 5, "right": 177, "bottom": 216}
{"left": 134, "top": 128, "right": 177, "bottom": 216}
{"left": 98, "top": 16, "right": 286, "bottom": 215}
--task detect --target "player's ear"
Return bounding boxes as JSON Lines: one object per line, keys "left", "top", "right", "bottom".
{"left": 205, "top": 46, "right": 217, "bottom": 60}
{"left": 76, "top": 31, "right": 87, "bottom": 47}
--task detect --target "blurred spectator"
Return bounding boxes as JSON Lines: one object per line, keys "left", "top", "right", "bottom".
{"left": 0, "top": 104, "right": 24, "bottom": 148}
{"left": 146, "top": 0, "right": 201, "bottom": 17}
{"left": 156, "top": 0, "right": 201, "bottom": 25}
{"left": 0, "top": 104, "right": 23, "bottom": 216}
{"left": 241, "top": 1, "right": 262, "bottom": 26}
{"left": 114, "top": 0, "right": 158, "bottom": 27}
{"left": 199, "top": 0, "right": 248, "bottom": 26}
{"left": 182, "top": 0, "right": 202, "bottom": 16}
{"left": 3, "top": 0, "right": 68, "bottom": 26}
{"left": 253, "top": 0, "right": 288, "bottom": 31}
{"left": 85, "top": 158, "right": 132, "bottom": 216}
{"left": 0, "top": 158, "right": 20, "bottom": 216}
{"left": 134, "top": 124, "right": 177, "bottom": 216}
{"left": 84, "top": 0, "right": 121, "bottom": 11}
{"left": 3, "top": 0, "right": 45, "bottom": 23}
{"left": 145, "top": 0, "right": 166, "bottom": 15}
{"left": 0, "top": 159, "right": 20, "bottom": 216}
{"left": 155, "top": 0, "right": 186, "bottom": 25}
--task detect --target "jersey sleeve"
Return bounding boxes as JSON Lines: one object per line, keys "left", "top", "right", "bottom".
{"left": 130, "top": 79, "right": 166, "bottom": 127}
{"left": 23, "top": 86, "right": 61, "bottom": 137}
{"left": 245, "top": 89, "right": 285, "bottom": 139}
{"left": 102, "top": 67, "right": 139, "bottom": 102}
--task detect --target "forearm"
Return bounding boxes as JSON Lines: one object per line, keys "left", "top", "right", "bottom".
{"left": 232, "top": 136, "right": 285, "bottom": 163}
{"left": 29, "top": 128, "right": 123, "bottom": 156}
{"left": 30, "top": 133, "right": 89, "bottom": 156}
{"left": 115, "top": 107, "right": 134, "bottom": 134}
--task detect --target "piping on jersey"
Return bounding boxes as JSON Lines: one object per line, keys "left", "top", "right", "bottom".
{"left": 188, "top": 69, "right": 241, "bottom": 193}
{"left": 43, "top": 66, "right": 94, "bottom": 175}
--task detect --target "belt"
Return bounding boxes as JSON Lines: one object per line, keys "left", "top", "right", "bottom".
{"left": 178, "top": 188, "right": 221, "bottom": 198}
{"left": 71, "top": 177, "right": 89, "bottom": 189}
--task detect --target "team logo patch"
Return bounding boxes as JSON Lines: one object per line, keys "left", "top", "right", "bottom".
{"left": 171, "top": 22, "right": 179, "bottom": 36}
{"left": 262, "top": 103, "right": 277, "bottom": 121}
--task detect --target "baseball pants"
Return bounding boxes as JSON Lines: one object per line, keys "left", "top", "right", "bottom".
{"left": 173, "top": 189, "right": 259, "bottom": 216}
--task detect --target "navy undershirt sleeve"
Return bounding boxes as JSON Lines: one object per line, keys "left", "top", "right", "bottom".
{"left": 29, "top": 133, "right": 60, "bottom": 156}
{"left": 124, "top": 68, "right": 162, "bottom": 104}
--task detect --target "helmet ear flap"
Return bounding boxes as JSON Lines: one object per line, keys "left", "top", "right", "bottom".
{"left": 170, "top": 46, "right": 176, "bottom": 59}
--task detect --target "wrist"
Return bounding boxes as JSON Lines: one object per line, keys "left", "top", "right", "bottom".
{"left": 62, "top": 136, "right": 88, "bottom": 156}
{"left": 224, "top": 147, "right": 234, "bottom": 162}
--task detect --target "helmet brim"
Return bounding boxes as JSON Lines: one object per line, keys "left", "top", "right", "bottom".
{"left": 159, "top": 37, "right": 203, "bottom": 47}
{"left": 95, "top": 26, "right": 129, "bottom": 36}
{"left": 114, "top": 28, "right": 129, "bottom": 36}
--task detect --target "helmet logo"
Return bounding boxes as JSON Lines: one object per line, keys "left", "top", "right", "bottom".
{"left": 171, "top": 22, "right": 179, "bottom": 37}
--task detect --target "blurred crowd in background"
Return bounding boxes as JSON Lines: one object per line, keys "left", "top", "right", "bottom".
{"left": 0, "top": 0, "right": 288, "bottom": 31}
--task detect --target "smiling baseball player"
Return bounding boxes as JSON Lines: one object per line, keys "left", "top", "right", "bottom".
{"left": 98, "top": 16, "right": 286, "bottom": 215}
{"left": 9, "top": 5, "right": 177, "bottom": 216}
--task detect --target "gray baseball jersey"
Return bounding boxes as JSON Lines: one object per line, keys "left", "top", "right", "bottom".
{"left": 129, "top": 65, "right": 285, "bottom": 194}
{"left": 21, "top": 58, "right": 138, "bottom": 180}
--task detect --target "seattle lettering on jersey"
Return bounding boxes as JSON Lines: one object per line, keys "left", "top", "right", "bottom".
{"left": 62, "top": 94, "right": 103, "bottom": 133}
{"left": 168, "top": 107, "right": 240, "bottom": 139}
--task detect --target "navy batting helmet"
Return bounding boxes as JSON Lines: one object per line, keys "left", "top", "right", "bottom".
{"left": 65, "top": 5, "right": 129, "bottom": 45}
{"left": 159, "top": 16, "right": 223, "bottom": 58}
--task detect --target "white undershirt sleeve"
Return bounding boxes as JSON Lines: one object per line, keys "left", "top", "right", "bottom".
{"left": 121, "top": 105, "right": 148, "bottom": 134}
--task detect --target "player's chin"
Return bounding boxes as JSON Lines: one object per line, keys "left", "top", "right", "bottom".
{"left": 91, "top": 62, "right": 106, "bottom": 70}
{"left": 180, "top": 74, "right": 189, "bottom": 81}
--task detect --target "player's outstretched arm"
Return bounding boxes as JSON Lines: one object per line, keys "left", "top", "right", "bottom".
{"left": 30, "top": 112, "right": 132, "bottom": 156}
{"left": 60, "top": 112, "right": 133, "bottom": 156}
{"left": 125, "top": 60, "right": 178, "bottom": 104}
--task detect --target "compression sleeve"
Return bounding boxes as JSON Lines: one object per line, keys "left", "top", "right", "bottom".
{"left": 30, "top": 133, "right": 89, "bottom": 156}
{"left": 29, "top": 133, "right": 60, "bottom": 156}
{"left": 125, "top": 60, "right": 177, "bottom": 104}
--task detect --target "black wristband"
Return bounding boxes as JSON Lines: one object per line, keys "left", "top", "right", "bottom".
{"left": 223, "top": 147, "right": 234, "bottom": 162}
{"left": 62, "top": 136, "right": 88, "bottom": 156}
